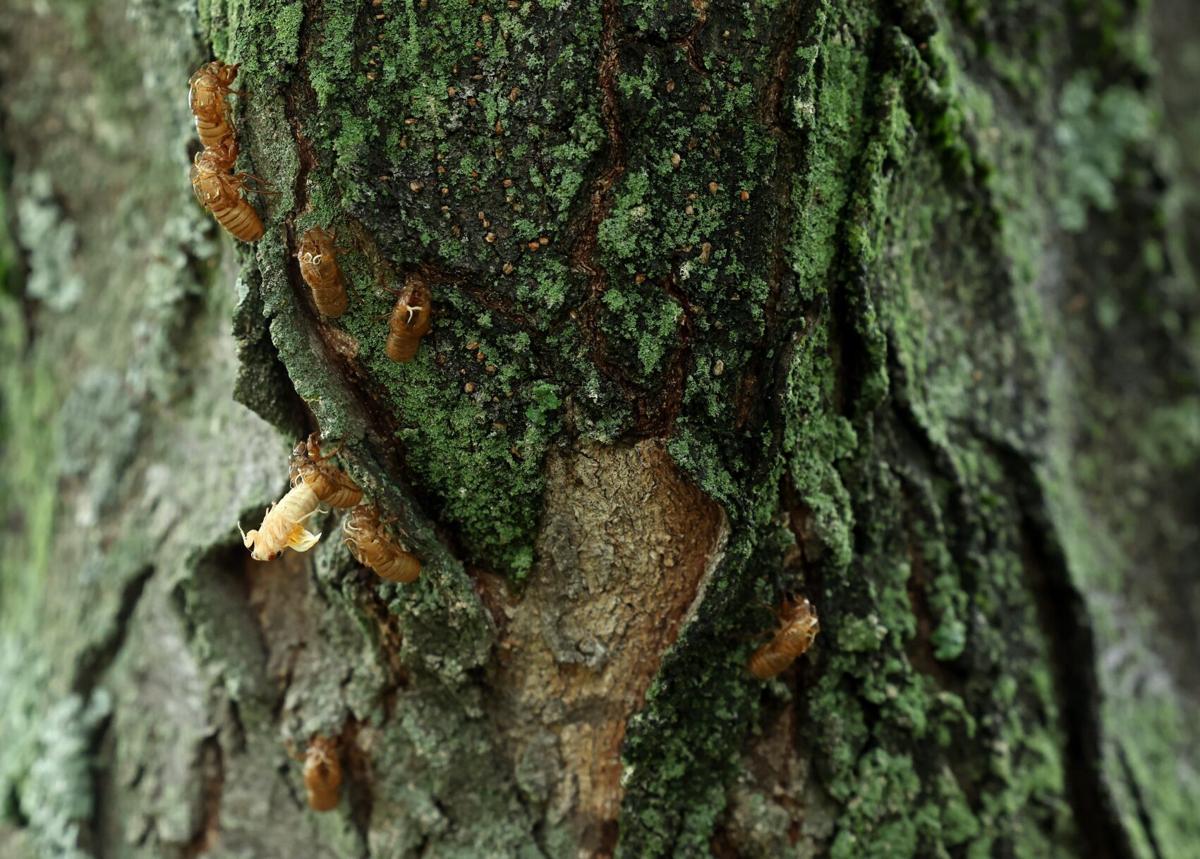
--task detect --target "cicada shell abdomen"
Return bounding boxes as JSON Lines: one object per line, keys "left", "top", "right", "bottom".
{"left": 747, "top": 643, "right": 794, "bottom": 680}
{"left": 342, "top": 505, "right": 422, "bottom": 584}
{"left": 306, "top": 470, "right": 361, "bottom": 508}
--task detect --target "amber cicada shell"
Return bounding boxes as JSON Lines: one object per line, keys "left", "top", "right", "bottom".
{"left": 385, "top": 273, "right": 432, "bottom": 362}
{"left": 342, "top": 505, "right": 421, "bottom": 584}
{"left": 747, "top": 596, "right": 819, "bottom": 679}
{"left": 188, "top": 60, "right": 240, "bottom": 152}
{"left": 303, "top": 736, "right": 341, "bottom": 812}
{"left": 190, "top": 150, "right": 264, "bottom": 243}
{"left": 296, "top": 228, "right": 349, "bottom": 317}
{"left": 288, "top": 432, "right": 362, "bottom": 508}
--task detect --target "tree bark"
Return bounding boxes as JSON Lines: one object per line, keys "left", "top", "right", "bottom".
{"left": 1, "top": 0, "right": 1198, "bottom": 857}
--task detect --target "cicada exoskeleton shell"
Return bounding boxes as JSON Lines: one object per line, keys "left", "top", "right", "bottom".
{"left": 385, "top": 273, "right": 432, "bottom": 362}
{"left": 288, "top": 433, "right": 362, "bottom": 508}
{"left": 297, "top": 228, "right": 349, "bottom": 317}
{"left": 191, "top": 150, "right": 264, "bottom": 243}
{"left": 747, "top": 596, "right": 819, "bottom": 679}
{"left": 303, "top": 736, "right": 342, "bottom": 812}
{"left": 342, "top": 505, "right": 421, "bottom": 583}
{"left": 189, "top": 60, "right": 240, "bottom": 151}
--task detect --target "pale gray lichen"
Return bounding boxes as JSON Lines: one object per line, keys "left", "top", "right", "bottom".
{"left": 14, "top": 172, "right": 84, "bottom": 312}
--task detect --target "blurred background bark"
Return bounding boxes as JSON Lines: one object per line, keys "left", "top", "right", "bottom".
{"left": 1, "top": 0, "right": 1198, "bottom": 857}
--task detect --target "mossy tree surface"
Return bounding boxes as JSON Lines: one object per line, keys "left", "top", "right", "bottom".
{"left": 1, "top": 0, "right": 1198, "bottom": 857}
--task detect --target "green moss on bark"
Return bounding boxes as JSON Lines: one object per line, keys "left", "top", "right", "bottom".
{"left": 1, "top": 0, "right": 1196, "bottom": 856}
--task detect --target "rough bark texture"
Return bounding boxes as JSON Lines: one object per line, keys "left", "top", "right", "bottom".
{"left": 1, "top": 0, "right": 1198, "bottom": 858}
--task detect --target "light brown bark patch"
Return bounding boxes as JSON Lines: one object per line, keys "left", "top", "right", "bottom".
{"left": 488, "top": 440, "right": 726, "bottom": 855}
{"left": 243, "top": 551, "right": 361, "bottom": 739}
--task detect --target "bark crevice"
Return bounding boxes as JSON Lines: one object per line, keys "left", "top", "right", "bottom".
{"left": 70, "top": 565, "right": 155, "bottom": 696}
{"left": 991, "top": 437, "right": 1138, "bottom": 859}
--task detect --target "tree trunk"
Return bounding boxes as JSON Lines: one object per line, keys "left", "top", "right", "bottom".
{"left": 1, "top": 0, "right": 1198, "bottom": 857}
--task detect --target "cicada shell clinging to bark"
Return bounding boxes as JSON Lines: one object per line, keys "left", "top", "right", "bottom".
{"left": 747, "top": 596, "right": 819, "bottom": 679}
{"left": 191, "top": 150, "right": 265, "bottom": 242}
{"left": 303, "top": 736, "right": 342, "bottom": 812}
{"left": 342, "top": 505, "right": 421, "bottom": 583}
{"left": 289, "top": 432, "right": 362, "bottom": 508}
{"left": 385, "top": 273, "right": 432, "bottom": 362}
{"left": 297, "top": 228, "right": 349, "bottom": 317}
{"left": 188, "top": 60, "right": 240, "bottom": 152}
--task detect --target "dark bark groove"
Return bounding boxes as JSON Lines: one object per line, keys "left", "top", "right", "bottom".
{"left": 1, "top": 0, "right": 1198, "bottom": 857}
